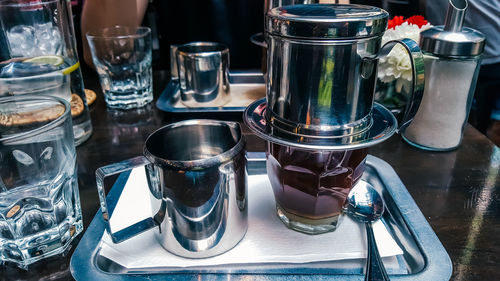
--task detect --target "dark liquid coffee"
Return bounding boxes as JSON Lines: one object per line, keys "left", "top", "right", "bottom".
{"left": 267, "top": 142, "right": 367, "bottom": 222}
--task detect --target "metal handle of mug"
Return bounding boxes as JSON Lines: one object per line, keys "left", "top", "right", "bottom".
{"left": 95, "top": 152, "right": 267, "bottom": 244}
{"left": 96, "top": 156, "right": 161, "bottom": 243}
{"left": 362, "top": 38, "right": 425, "bottom": 130}
{"left": 169, "top": 44, "right": 179, "bottom": 80}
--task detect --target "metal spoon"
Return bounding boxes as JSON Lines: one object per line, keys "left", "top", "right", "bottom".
{"left": 344, "top": 181, "right": 390, "bottom": 281}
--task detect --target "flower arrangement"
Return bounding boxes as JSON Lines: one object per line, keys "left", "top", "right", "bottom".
{"left": 376, "top": 15, "right": 432, "bottom": 108}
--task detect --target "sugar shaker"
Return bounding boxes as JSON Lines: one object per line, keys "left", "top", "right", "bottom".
{"left": 401, "top": 0, "right": 485, "bottom": 151}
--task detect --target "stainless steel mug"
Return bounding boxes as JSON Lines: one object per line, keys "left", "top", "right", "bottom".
{"left": 176, "top": 42, "right": 230, "bottom": 107}
{"left": 96, "top": 120, "right": 247, "bottom": 258}
{"left": 265, "top": 4, "right": 424, "bottom": 137}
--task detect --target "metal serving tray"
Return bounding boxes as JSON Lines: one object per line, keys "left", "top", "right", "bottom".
{"left": 70, "top": 154, "right": 452, "bottom": 280}
{"left": 156, "top": 72, "right": 266, "bottom": 113}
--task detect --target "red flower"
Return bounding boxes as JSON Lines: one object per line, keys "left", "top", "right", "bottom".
{"left": 387, "top": 15, "right": 429, "bottom": 29}
{"left": 388, "top": 16, "right": 405, "bottom": 29}
{"left": 406, "top": 15, "right": 428, "bottom": 28}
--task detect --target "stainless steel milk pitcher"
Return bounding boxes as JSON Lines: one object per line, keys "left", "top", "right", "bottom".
{"left": 95, "top": 120, "right": 248, "bottom": 258}
{"left": 265, "top": 4, "right": 424, "bottom": 137}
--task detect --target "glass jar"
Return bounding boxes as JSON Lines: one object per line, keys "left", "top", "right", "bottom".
{"left": 402, "top": 53, "right": 482, "bottom": 150}
{"left": 399, "top": 0, "right": 485, "bottom": 151}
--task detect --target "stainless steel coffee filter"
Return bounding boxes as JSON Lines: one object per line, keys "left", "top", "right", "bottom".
{"left": 265, "top": 4, "right": 388, "bottom": 137}
{"left": 266, "top": 4, "right": 388, "bottom": 39}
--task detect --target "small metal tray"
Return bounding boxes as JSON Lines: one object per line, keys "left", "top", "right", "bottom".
{"left": 70, "top": 154, "right": 452, "bottom": 280}
{"left": 156, "top": 72, "right": 266, "bottom": 113}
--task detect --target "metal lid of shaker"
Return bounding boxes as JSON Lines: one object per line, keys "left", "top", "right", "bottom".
{"left": 420, "top": 0, "right": 485, "bottom": 57}
{"left": 265, "top": 4, "right": 388, "bottom": 39}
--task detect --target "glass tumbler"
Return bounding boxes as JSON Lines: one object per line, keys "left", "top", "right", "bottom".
{"left": 0, "top": 0, "right": 93, "bottom": 146}
{"left": 86, "top": 26, "right": 153, "bottom": 109}
{"left": 0, "top": 95, "right": 82, "bottom": 268}
{"left": 266, "top": 142, "right": 367, "bottom": 234}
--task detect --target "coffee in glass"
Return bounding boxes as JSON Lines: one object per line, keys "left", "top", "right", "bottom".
{"left": 266, "top": 142, "right": 367, "bottom": 234}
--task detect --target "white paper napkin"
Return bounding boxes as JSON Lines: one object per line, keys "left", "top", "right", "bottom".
{"left": 100, "top": 168, "right": 403, "bottom": 270}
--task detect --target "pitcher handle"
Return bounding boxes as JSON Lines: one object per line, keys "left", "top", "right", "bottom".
{"left": 169, "top": 44, "right": 179, "bottom": 80}
{"left": 96, "top": 156, "right": 160, "bottom": 243}
{"left": 365, "top": 38, "right": 425, "bottom": 130}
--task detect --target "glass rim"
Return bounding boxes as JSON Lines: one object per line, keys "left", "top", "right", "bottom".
{"left": 0, "top": 0, "right": 58, "bottom": 8}
{"left": 0, "top": 95, "right": 71, "bottom": 143}
{"left": 143, "top": 119, "right": 245, "bottom": 170}
{"left": 176, "top": 41, "right": 229, "bottom": 57}
{"left": 86, "top": 26, "right": 151, "bottom": 40}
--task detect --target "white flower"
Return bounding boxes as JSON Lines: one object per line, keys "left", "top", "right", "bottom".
{"left": 378, "top": 22, "right": 432, "bottom": 87}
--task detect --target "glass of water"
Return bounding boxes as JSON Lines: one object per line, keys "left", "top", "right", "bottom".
{"left": 86, "top": 26, "right": 153, "bottom": 109}
{"left": 0, "top": 95, "right": 82, "bottom": 268}
{"left": 0, "top": 0, "right": 93, "bottom": 146}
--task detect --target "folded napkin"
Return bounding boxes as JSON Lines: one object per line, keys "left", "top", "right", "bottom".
{"left": 100, "top": 168, "right": 403, "bottom": 270}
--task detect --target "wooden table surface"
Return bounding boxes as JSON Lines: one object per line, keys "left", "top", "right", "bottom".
{"left": 1, "top": 70, "right": 498, "bottom": 281}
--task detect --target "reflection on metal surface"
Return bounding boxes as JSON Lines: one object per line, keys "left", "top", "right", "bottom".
{"left": 456, "top": 146, "right": 499, "bottom": 281}
{"left": 244, "top": 99, "right": 397, "bottom": 151}
{"left": 345, "top": 181, "right": 390, "bottom": 280}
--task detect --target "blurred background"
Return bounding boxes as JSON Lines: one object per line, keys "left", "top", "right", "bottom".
{"left": 72, "top": 0, "right": 425, "bottom": 72}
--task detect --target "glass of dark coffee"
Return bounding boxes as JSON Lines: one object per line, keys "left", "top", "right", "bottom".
{"left": 266, "top": 142, "right": 367, "bottom": 234}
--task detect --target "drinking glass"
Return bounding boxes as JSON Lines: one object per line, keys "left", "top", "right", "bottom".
{"left": 0, "top": 0, "right": 93, "bottom": 146}
{"left": 86, "top": 26, "right": 153, "bottom": 109}
{"left": 266, "top": 142, "right": 367, "bottom": 234}
{"left": 0, "top": 95, "right": 82, "bottom": 268}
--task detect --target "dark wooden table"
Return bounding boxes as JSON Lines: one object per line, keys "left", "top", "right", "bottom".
{"left": 1, "top": 70, "right": 498, "bottom": 280}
